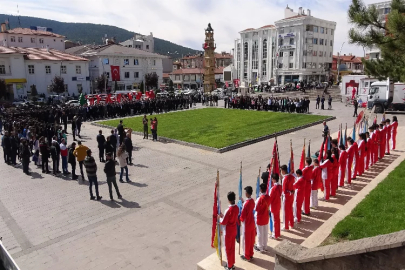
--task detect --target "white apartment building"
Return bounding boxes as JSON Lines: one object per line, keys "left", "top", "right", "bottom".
{"left": 366, "top": 1, "right": 391, "bottom": 60}
{"left": 0, "top": 24, "right": 65, "bottom": 51}
{"left": 275, "top": 6, "right": 336, "bottom": 84}
{"left": 66, "top": 44, "right": 165, "bottom": 91}
{"left": 120, "top": 33, "right": 154, "bottom": 53}
{"left": 0, "top": 46, "right": 90, "bottom": 99}
{"left": 234, "top": 25, "right": 277, "bottom": 86}
{"left": 234, "top": 5, "right": 336, "bottom": 86}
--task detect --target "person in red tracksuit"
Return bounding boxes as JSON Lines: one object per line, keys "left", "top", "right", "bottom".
{"left": 368, "top": 126, "right": 376, "bottom": 166}
{"left": 374, "top": 126, "right": 381, "bottom": 160}
{"left": 302, "top": 158, "right": 313, "bottom": 215}
{"left": 320, "top": 151, "right": 334, "bottom": 200}
{"left": 338, "top": 145, "right": 348, "bottom": 187}
{"left": 385, "top": 119, "right": 391, "bottom": 155}
{"left": 219, "top": 192, "right": 239, "bottom": 270}
{"left": 269, "top": 173, "right": 282, "bottom": 239}
{"left": 331, "top": 148, "right": 339, "bottom": 196}
{"left": 346, "top": 138, "right": 355, "bottom": 185}
{"left": 379, "top": 123, "right": 386, "bottom": 159}
{"left": 351, "top": 139, "right": 359, "bottom": 180}
{"left": 390, "top": 116, "right": 398, "bottom": 150}
{"left": 293, "top": 169, "right": 305, "bottom": 223}
{"left": 357, "top": 133, "right": 366, "bottom": 176}
{"left": 281, "top": 165, "right": 295, "bottom": 230}
{"left": 311, "top": 159, "right": 322, "bottom": 209}
{"left": 254, "top": 183, "right": 271, "bottom": 252}
{"left": 240, "top": 186, "right": 255, "bottom": 262}
{"left": 365, "top": 132, "right": 371, "bottom": 170}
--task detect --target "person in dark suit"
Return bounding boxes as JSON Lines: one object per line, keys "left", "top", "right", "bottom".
{"left": 123, "top": 133, "right": 133, "bottom": 165}
{"left": 96, "top": 130, "right": 106, "bottom": 162}
{"left": 261, "top": 163, "right": 270, "bottom": 186}
{"left": 117, "top": 120, "right": 125, "bottom": 145}
{"left": 109, "top": 129, "right": 117, "bottom": 160}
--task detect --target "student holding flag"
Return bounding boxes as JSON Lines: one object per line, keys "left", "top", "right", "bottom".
{"left": 338, "top": 144, "right": 348, "bottom": 187}
{"left": 357, "top": 133, "right": 367, "bottom": 176}
{"left": 254, "top": 183, "right": 271, "bottom": 252}
{"left": 385, "top": 119, "right": 391, "bottom": 155}
{"left": 281, "top": 164, "right": 295, "bottom": 230}
{"left": 293, "top": 169, "right": 305, "bottom": 223}
{"left": 311, "top": 159, "right": 322, "bottom": 209}
{"left": 302, "top": 157, "right": 313, "bottom": 215}
{"left": 390, "top": 116, "right": 398, "bottom": 150}
{"left": 268, "top": 173, "right": 282, "bottom": 239}
{"left": 330, "top": 148, "right": 339, "bottom": 196}
{"left": 218, "top": 191, "right": 239, "bottom": 270}
{"left": 379, "top": 123, "right": 386, "bottom": 159}
{"left": 240, "top": 186, "right": 255, "bottom": 262}
{"left": 346, "top": 137, "right": 355, "bottom": 184}
{"left": 368, "top": 126, "right": 376, "bottom": 166}
{"left": 320, "top": 150, "right": 334, "bottom": 200}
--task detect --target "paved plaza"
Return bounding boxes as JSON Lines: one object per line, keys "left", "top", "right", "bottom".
{"left": 0, "top": 101, "right": 402, "bottom": 270}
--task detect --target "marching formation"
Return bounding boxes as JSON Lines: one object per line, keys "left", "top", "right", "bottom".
{"left": 211, "top": 114, "right": 398, "bottom": 270}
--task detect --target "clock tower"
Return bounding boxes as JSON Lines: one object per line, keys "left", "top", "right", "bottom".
{"left": 202, "top": 23, "right": 216, "bottom": 94}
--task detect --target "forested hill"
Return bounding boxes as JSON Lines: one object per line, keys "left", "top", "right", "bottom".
{"left": 0, "top": 14, "right": 199, "bottom": 57}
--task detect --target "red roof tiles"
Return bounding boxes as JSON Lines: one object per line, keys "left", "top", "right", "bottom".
{"left": 0, "top": 46, "right": 88, "bottom": 61}
{"left": 260, "top": 25, "right": 275, "bottom": 28}
{"left": 4, "top": 27, "right": 65, "bottom": 38}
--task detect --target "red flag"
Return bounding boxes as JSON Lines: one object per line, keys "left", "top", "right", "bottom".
{"left": 267, "top": 140, "right": 280, "bottom": 194}
{"left": 96, "top": 95, "right": 101, "bottom": 104}
{"left": 299, "top": 141, "right": 305, "bottom": 170}
{"left": 318, "top": 141, "right": 324, "bottom": 162}
{"left": 290, "top": 143, "right": 295, "bottom": 173}
{"left": 337, "top": 125, "right": 341, "bottom": 145}
{"left": 89, "top": 97, "right": 94, "bottom": 105}
{"left": 106, "top": 94, "right": 112, "bottom": 104}
{"left": 204, "top": 43, "right": 209, "bottom": 49}
{"left": 117, "top": 94, "right": 122, "bottom": 103}
{"left": 128, "top": 92, "right": 133, "bottom": 101}
{"left": 110, "top": 65, "right": 120, "bottom": 81}
{"left": 211, "top": 182, "right": 218, "bottom": 248}
{"left": 136, "top": 92, "right": 142, "bottom": 100}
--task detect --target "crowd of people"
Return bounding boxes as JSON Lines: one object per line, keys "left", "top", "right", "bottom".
{"left": 218, "top": 116, "right": 398, "bottom": 270}
{"left": 224, "top": 96, "right": 311, "bottom": 113}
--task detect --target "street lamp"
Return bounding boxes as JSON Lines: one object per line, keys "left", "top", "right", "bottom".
{"left": 337, "top": 42, "right": 345, "bottom": 83}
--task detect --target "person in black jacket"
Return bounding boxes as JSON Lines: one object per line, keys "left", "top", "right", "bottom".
{"left": 96, "top": 130, "right": 106, "bottom": 162}
{"left": 117, "top": 120, "right": 125, "bottom": 145}
{"left": 71, "top": 116, "right": 76, "bottom": 141}
{"left": 68, "top": 142, "right": 78, "bottom": 180}
{"left": 261, "top": 163, "right": 270, "bottom": 186}
{"left": 104, "top": 136, "right": 114, "bottom": 161}
{"left": 123, "top": 133, "right": 133, "bottom": 165}
{"left": 10, "top": 133, "right": 18, "bottom": 165}
{"left": 104, "top": 152, "right": 122, "bottom": 201}
{"left": 51, "top": 136, "right": 61, "bottom": 174}
{"left": 109, "top": 129, "right": 117, "bottom": 160}
{"left": 62, "top": 111, "right": 68, "bottom": 133}
{"left": 39, "top": 137, "right": 50, "bottom": 173}
{"left": 21, "top": 138, "right": 31, "bottom": 175}
{"left": 2, "top": 131, "right": 11, "bottom": 164}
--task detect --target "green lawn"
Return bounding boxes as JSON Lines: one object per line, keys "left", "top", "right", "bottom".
{"left": 99, "top": 108, "right": 328, "bottom": 149}
{"left": 328, "top": 159, "right": 405, "bottom": 243}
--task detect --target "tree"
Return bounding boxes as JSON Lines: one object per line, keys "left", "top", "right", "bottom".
{"left": 0, "top": 79, "right": 6, "bottom": 100}
{"left": 140, "top": 81, "right": 144, "bottom": 93}
{"left": 30, "top": 84, "right": 38, "bottom": 97}
{"left": 169, "top": 79, "right": 174, "bottom": 93}
{"left": 96, "top": 75, "right": 107, "bottom": 92}
{"left": 145, "top": 72, "right": 159, "bottom": 90}
{"left": 348, "top": 0, "right": 405, "bottom": 81}
{"left": 79, "top": 93, "right": 86, "bottom": 105}
{"left": 50, "top": 76, "right": 65, "bottom": 94}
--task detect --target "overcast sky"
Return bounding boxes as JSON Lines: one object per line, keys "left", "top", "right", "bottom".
{"left": 1, "top": 0, "right": 379, "bottom": 57}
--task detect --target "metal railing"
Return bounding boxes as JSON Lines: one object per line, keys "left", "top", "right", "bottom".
{"left": 0, "top": 238, "right": 20, "bottom": 270}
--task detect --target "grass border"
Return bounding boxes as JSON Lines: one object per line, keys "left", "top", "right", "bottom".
{"left": 92, "top": 113, "right": 335, "bottom": 153}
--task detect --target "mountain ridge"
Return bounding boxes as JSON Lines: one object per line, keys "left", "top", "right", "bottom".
{"left": 0, "top": 14, "right": 199, "bottom": 57}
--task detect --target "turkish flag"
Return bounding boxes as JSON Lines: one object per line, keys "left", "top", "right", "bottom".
{"left": 106, "top": 94, "right": 112, "bottom": 104}
{"left": 110, "top": 65, "right": 120, "bottom": 81}
{"left": 117, "top": 94, "right": 122, "bottom": 103}
{"left": 128, "top": 93, "right": 133, "bottom": 101}
{"left": 89, "top": 98, "right": 94, "bottom": 106}
{"left": 136, "top": 92, "right": 142, "bottom": 100}
{"left": 97, "top": 95, "right": 101, "bottom": 104}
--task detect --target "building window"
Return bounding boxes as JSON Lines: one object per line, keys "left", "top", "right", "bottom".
{"left": 330, "top": 52, "right": 332, "bottom": 57}
{"left": 10, "top": 36, "right": 15, "bottom": 42}
{"left": 330, "top": 40, "right": 333, "bottom": 46}
{"left": 290, "top": 38, "right": 294, "bottom": 45}
{"left": 106, "top": 72, "right": 109, "bottom": 79}
{"left": 134, "top": 59, "right": 139, "bottom": 65}
{"left": 76, "top": 65, "right": 81, "bottom": 74}
{"left": 320, "top": 27, "right": 324, "bottom": 33}
{"left": 153, "top": 59, "right": 156, "bottom": 66}
{"left": 243, "top": 42, "right": 248, "bottom": 59}
{"left": 245, "top": 34, "right": 249, "bottom": 38}
{"left": 313, "top": 38, "right": 318, "bottom": 44}
{"left": 18, "top": 37, "right": 23, "bottom": 42}
{"left": 303, "top": 50, "right": 307, "bottom": 56}
{"left": 0, "top": 65, "right": 5, "bottom": 74}
{"left": 124, "top": 59, "right": 129, "bottom": 65}
{"left": 252, "top": 41, "right": 258, "bottom": 69}
{"left": 39, "top": 38, "right": 44, "bottom": 44}
{"left": 262, "top": 39, "right": 267, "bottom": 58}
{"left": 331, "top": 29, "right": 334, "bottom": 35}
{"left": 279, "top": 39, "right": 284, "bottom": 46}
{"left": 289, "top": 63, "right": 294, "bottom": 68}
{"left": 320, "top": 51, "right": 323, "bottom": 57}
{"left": 313, "top": 26, "right": 318, "bottom": 32}
{"left": 45, "top": 65, "right": 51, "bottom": 74}
{"left": 61, "top": 65, "right": 66, "bottom": 74}
{"left": 146, "top": 45, "right": 149, "bottom": 50}
{"left": 325, "top": 39, "right": 327, "bottom": 46}
{"left": 279, "top": 28, "right": 284, "bottom": 34}
{"left": 384, "top": 8, "right": 391, "bottom": 14}
{"left": 278, "top": 63, "right": 283, "bottom": 68}
{"left": 320, "top": 39, "right": 324, "bottom": 45}
{"left": 28, "top": 65, "right": 34, "bottom": 74}
{"left": 77, "top": 84, "right": 83, "bottom": 93}
{"left": 31, "top": 37, "right": 35, "bottom": 43}
{"left": 243, "top": 61, "right": 248, "bottom": 79}
{"left": 262, "top": 60, "right": 267, "bottom": 76}
{"left": 279, "top": 51, "right": 284, "bottom": 57}
{"left": 313, "top": 51, "right": 317, "bottom": 56}
{"left": 124, "top": 72, "right": 130, "bottom": 78}
{"left": 134, "top": 72, "right": 139, "bottom": 78}
{"left": 325, "top": 28, "right": 328, "bottom": 34}
{"left": 104, "top": 58, "right": 109, "bottom": 64}
{"left": 289, "top": 51, "right": 294, "bottom": 57}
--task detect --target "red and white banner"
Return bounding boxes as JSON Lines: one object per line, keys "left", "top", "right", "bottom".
{"left": 233, "top": 79, "right": 240, "bottom": 88}
{"left": 110, "top": 65, "right": 120, "bottom": 81}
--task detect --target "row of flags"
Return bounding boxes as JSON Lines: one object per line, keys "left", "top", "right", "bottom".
{"left": 211, "top": 108, "right": 379, "bottom": 260}
{"left": 85, "top": 91, "right": 156, "bottom": 105}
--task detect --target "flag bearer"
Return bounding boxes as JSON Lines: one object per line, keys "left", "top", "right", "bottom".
{"left": 240, "top": 186, "right": 255, "bottom": 262}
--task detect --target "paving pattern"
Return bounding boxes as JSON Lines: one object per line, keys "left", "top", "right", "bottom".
{"left": 0, "top": 101, "right": 402, "bottom": 269}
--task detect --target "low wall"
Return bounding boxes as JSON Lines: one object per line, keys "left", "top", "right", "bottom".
{"left": 274, "top": 230, "right": 405, "bottom": 270}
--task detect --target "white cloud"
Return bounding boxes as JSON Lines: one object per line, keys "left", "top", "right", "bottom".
{"left": 0, "top": 0, "right": 381, "bottom": 57}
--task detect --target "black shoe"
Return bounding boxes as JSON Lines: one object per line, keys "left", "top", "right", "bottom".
{"left": 72, "top": 176, "right": 79, "bottom": 180}
{"left": 254, "top": 245, "right": 261, "bottom": 252}
{"left": 96, "top": 196, "right": 102, "bottom": 201}
{"left": 240, "top": 255, "right": 248, "bottom": 261}
{"left": 57, "top": 171, "right": 62, "bottom": 174}
{"left": 119, "top": 180, "right": 124, "bottom": 183}
{"left": 118, "top": 195, "right": 122, "bottom": 199}
{"left": 46, "top": 171, "right": 51, "bottom": 174}
{"left": 90, "top": 196, "right": 96, "bottom": 200}
{"left": 110, "top": 197, "right": 114, "bottom": 201}
{"left": 126, "top": 179, "right": 131, "bottom": 183}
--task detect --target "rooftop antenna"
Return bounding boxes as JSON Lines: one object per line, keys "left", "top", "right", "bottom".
{"left": 17, "top": 5, "right": 21, "bottom": 27}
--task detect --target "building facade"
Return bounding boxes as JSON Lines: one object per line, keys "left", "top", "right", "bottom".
{"left": 234, "top": 5, "right": 336, "bottom": 86}
{"left": 0, "top": 46, "right": 90, "bottom": 99}
{"left": 66, "top": 44, "right": 164, "bottom": 91}
{"left": 120, "top": 33, "right": 154, "bottom": 53}
{"left": 0, "top": 24, "right": 65, "bottom": 51}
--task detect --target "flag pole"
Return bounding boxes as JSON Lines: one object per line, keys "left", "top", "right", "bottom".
{"left": 216, "top": 169, "right": 222, "bottom": 266}
{"left": 239, "top": 161, "right": 242, "bottom": 256}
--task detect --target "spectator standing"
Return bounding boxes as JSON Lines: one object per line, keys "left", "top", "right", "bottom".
{"left": 73, "top": 141, "right": 89, "bottom": 181}
{"left": 328, "top": 95, "right": 332, "bottom": 110}
{"left": 68, "top": 142, "right": 78, "bottom": 180}
{"left": 321, "top": 96, "right": 325, "bottom": 110}
{"left": 117, "top": 120, "right": 125, "bottom": 145}
{"left": 39, "top": 137, "right": 50, "bottom": 173}
{"left": 353, "top": 99, "right": 358, "bottom": 117}
{"left": 71, "top": 116, "right": 76, "bottom": 141}
{"left": 151, "top": 117, "right": 158, "bottom": 141}
{"left": 142, "top": 115, "right": 148, "bottom": 139}
{"left": 51, "top": 136, "right": 61, "bottom": 174}
{"left": 96, "top": 130, "right": 106, "bottom": 162}
{"left": 123, "top": 133, "right": 133, "bottom": 165}
{"left": 21, "top": 138, "right": 31, "bottom": 175}
{"left": 60, "top": 139, "right": 69, "bottom": 175}
{"left": 104, "top": 152, "right": 122, "bottom": 201}
{"left": 117, "top": 145, "right": 131, "bottom": 183}
{"left": 84, "top": 149, "right": 102, "bottom": 201}
{"left": 109, "top": 129, "right": 117, "bottom": 160}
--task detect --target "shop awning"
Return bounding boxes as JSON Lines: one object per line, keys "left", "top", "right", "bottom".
{"left": 4, "top": 78, "right": 27, "bottom": 84}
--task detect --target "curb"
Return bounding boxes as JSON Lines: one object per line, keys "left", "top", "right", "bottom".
{"left": 92, "top": 116, "right": 336, "bottom": 154}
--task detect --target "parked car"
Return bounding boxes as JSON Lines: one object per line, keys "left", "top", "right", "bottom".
{"left": 65, "top": 100, "right": 81, "bottom": 106}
